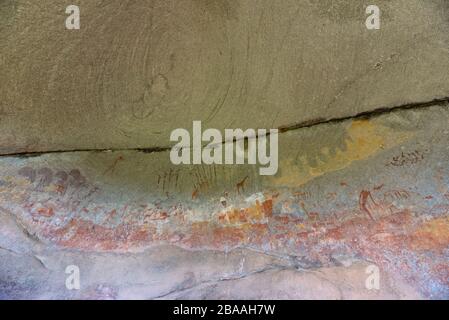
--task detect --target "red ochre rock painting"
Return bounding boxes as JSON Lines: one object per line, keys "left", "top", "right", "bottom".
{"left": 5, "top": 184, "right": 448, "bottom": 297}
{"left": 1, "top": 163, "right": 448, "bottom": 298}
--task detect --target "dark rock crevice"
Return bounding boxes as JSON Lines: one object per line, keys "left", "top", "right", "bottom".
{"left": 1, "top": 96, "right": 448, "bottom": 158}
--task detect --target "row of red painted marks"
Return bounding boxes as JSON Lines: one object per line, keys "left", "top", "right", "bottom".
{"left": 218, "top": 199, "right": 273, "bottom": 224}
{"left": 6, "top": 166, "right": 449, "bottom": 296}
{"left": 30, "top": 200, "right": 447, "bottom": 295}
{"left": 13, "top": 165, "right": 445, "bottom": 224}
{"left": 25, "top": 187, "right": 447, "bottom": 255}
{"left": 11, "top": 165, "right": 449, "bottom": 253}
{"left": 10, "top": 202, "right": 449, "bottom": 297}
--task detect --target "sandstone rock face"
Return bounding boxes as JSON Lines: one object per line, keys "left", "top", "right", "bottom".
{"left": 0, "top": 0, "right": 448, "bottom": 300}
{"left": 1, "top": 0, "right": 449, "bottom": 154}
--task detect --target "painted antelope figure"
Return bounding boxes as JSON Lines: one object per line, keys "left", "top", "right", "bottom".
{"left": 236, "top": 176, "right": 249, "bottom": 195}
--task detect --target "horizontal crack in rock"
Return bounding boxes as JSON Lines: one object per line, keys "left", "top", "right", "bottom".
{"left": 278, "top": 96, "right": 449, "bottom": 133}
{"left": 151, "top": 265, "right": 289, "bottom": 300}
{"left": 2, "top": 96, "right": 448, "bottom": 158}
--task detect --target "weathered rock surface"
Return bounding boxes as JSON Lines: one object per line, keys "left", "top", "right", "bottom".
{"left": 1, "top": 105, "right": 448, "bottom": 299}
{"left": 1, "top": 0, "right": 449, "bottom": 154}
{"left": 0, "top": 1, "right": 448, "bottom": 300}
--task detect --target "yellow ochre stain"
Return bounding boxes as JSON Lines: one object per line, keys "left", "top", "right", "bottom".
{"left": 274, "top": 119, "right": 413, "bottom": 187}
